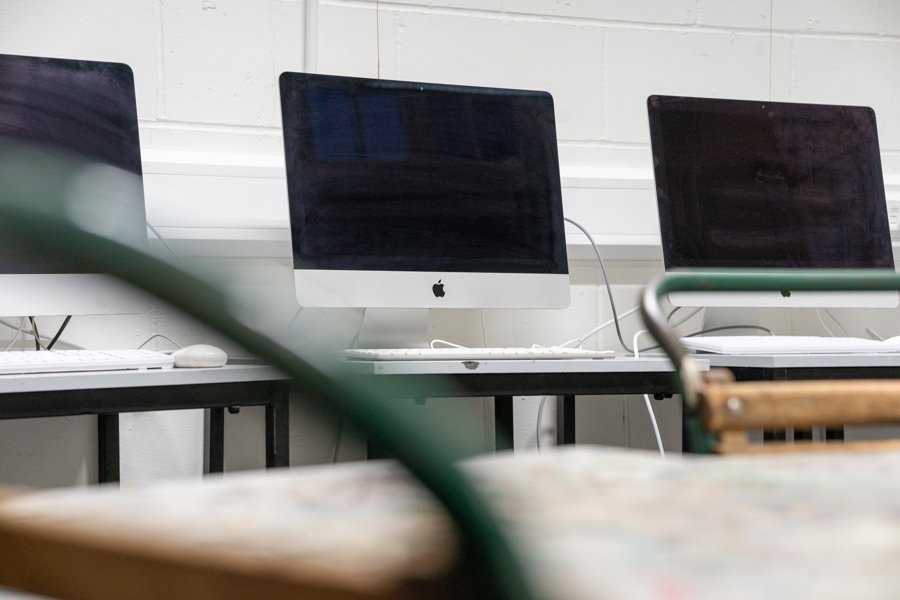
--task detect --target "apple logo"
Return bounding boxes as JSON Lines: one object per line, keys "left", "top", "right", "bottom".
{"left": 432, "top": 279, "right": 446, "bottom": 298}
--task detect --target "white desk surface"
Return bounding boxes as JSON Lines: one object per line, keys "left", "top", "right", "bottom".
{"left": 0, "top": 363, "right": 286, "bottom": 394}
{"left": 336, "top": 355, "right": 708, "bottom": 376}
{"left": 700, "top": 352, "right": 900, "bottom": 369}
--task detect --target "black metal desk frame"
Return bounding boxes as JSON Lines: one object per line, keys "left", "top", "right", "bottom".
{"left": 0, "top": 375, "right": 290, "bottom": 483}
{"left": 357, "top": 368, "right": 683, "bottom": 450}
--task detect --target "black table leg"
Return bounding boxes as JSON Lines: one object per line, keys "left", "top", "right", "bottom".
{"left": 494, "top": 395, "right": 514, "bottom": 451}
{"left": 208, "top": 407, "right": 225, "bottom": 473}
{"left": 556, "top": 394, "right": 576, "bottom": 445}
{"left": 266, "top": 393, "right": 290, "bottom": 468}
{"left": 825, "top": 427, "right": 845, "bottom": 442}
{"left": 97, "top": 414, "right": 120, "bottom": 483}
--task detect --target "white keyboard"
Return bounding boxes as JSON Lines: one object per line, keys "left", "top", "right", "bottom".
{"left": 339, "top": 346, "right": 615, "bottom": 361}
{"left": 0, "top": 349, "right": 175, "bottom": 375}
{"left": 681, "top": 335, "right": 900, "bottom": 355}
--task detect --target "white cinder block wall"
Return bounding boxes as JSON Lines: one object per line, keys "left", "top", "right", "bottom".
{"left": 1, "top": 1, "right": 900, "bottom": 486}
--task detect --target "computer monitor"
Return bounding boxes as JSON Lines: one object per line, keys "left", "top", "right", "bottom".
{"left": 0, "top": 53, "right": 150, "bottom": 317}
{"left": 648, "top": 95, "right": 897, "bottom": 309}
{"left": 279, "top": 73, "right": 570, "bottom": 347}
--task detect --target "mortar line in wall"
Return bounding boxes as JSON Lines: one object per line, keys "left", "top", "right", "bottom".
{"left": 770, "top": 30, "right": 900, "bottom": 43}
{"left": 390, "top": 10, "right": 401, "bottom": 78}
{"left": 600, "top": 27, "right": 608, "bottom": 142}
{"left": 322, "top": 0, "right": 757, "bottom": 32}
{"left": 788, "top": 35, "right": 798, "bottom": 100}
{"left": 157, "top": 0, "right": 167, "bottom": 119}
{"left": 326, "top": 0, "right": 900, "bottom": 44}
{"left": 140, "top": 120, "right": 283, "bottom": 135}
{"left": 769, "top": 0, "right": 774, "bottom": 101}
{"left": 268, "top": 1, "right": 280, "bottom": 117}
{"left": 375, "top": 0, "right": 381, "bottom": 78}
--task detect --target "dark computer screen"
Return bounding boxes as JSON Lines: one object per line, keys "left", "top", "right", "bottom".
{"left": 648, "top": 95, "right": 893, "bottom": 270}
{"left": 279, "top": 73, "right": 567, "bottom": 275}
{"left": 0, "top": 54, "right": 142, "bottom": 175}
{"left": 0, "top": 53, "right": 146, "bottom": 273}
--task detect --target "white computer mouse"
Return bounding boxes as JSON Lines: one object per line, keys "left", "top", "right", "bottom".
{"left": 172, "top": 344, "right": 228, "bottom": 368}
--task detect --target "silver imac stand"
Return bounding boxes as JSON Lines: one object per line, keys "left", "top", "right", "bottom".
{"left": 357, "top": 308, "right": 429, "bottom": 349}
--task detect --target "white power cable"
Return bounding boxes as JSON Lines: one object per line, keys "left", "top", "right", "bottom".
{"left": 535, "top": 395, "right": 549, "bottom": 452}
{"left": 669, "top": 306, "right": 704, "bottom": 329}
{"left": 3, "top": 317, "right": 25, "bottom": 351}
{"left": 825, "top": 307, "right": 850, "bottom": 336}
{"left": 0, "top": 317, "right": 82, "bottom": 350}
{"left": 146, "top": 221, "right": 185, "bottom": 266}
{"left": 632, "top": 329, "right": 666, "bottom": 459}
{"left": 137, "top": 334, "right": 183, "bottom": 351}
{"left": 430, "top": 339, "right": 465, "bottom": 349}
{"left": 557, "top": 305, "right": 641, "bottom": 349}
{"left": 866, "top": 327, "right": 884, "bottom": 341}
{"left": 564, "top": 217, "right": 634, "bottom": 353}
{"left": 816, "top": 308, "right": 836, "bottom": 337}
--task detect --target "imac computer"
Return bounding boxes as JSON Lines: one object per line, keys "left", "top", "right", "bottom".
{"left": 0, "top": 53, "right": 150, "bottom": 317}
{"left": 279, "top": 73, "right": 569, "bottom": 347}
{"left": 648, "top": 95, "right": 897, "bottom": 312}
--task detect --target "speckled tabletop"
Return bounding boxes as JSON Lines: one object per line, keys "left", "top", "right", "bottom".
{"left": 5, "top": 446, "right": 900, "bottom": 599}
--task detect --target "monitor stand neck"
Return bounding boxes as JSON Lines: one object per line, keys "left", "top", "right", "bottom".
{"left": 701, "top": 307, "right": 760, "bottom": 335}
{"left": 357, "top": 308, "right": 429, "bottom": 349}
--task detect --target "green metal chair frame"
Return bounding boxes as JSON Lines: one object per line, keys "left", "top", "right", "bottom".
{"left": 641, "top": 269, "right": 900, "bottom": 453}
{"left": 0, "top": 154, "right": 537, "bottom": 600}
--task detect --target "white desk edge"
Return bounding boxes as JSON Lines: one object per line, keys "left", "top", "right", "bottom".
{"left": 0, "top": 363, "right": 287, "bottom": 394}
{"left": 336, "top": 355, "right": 708, "bottom": 376}
{"left": 700, "top": 352, "right": 900, "bottom": 369}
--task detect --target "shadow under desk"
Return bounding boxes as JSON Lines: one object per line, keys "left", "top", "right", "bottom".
{"left": 340, "top": 356, "right": 708, "bottom": 449}
{"left": 0, "top": 363, "right": 289, "bottom": 483}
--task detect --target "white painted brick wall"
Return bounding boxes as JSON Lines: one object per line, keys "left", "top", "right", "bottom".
{"left": 603, "top": 28, "right": 771, "bottom": 144}
{"left": 503, "top": 0, "right": 696, "bottom": 25}
{"left": 3, "top": 0, "right": 898, "bottom": 188}
{"left": 380, "top": 10, "right": 606, "bottom": 139}
{"left": 777, "top": 36, "right": 900, "bottom": 164}
{"left": 0, "top": 1, "right": 161, "bottom": 119}
{"left": 160, "top": 1, "right": 304, "bottom": 127}
{"left": 696, "top": 0, "right": 770, "bottom": 29}
{"left": 2, "top": 1, "right": 897, "bottom": 166}
{"left": 774, "top": 0, "right": 896, "bottom": 35}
